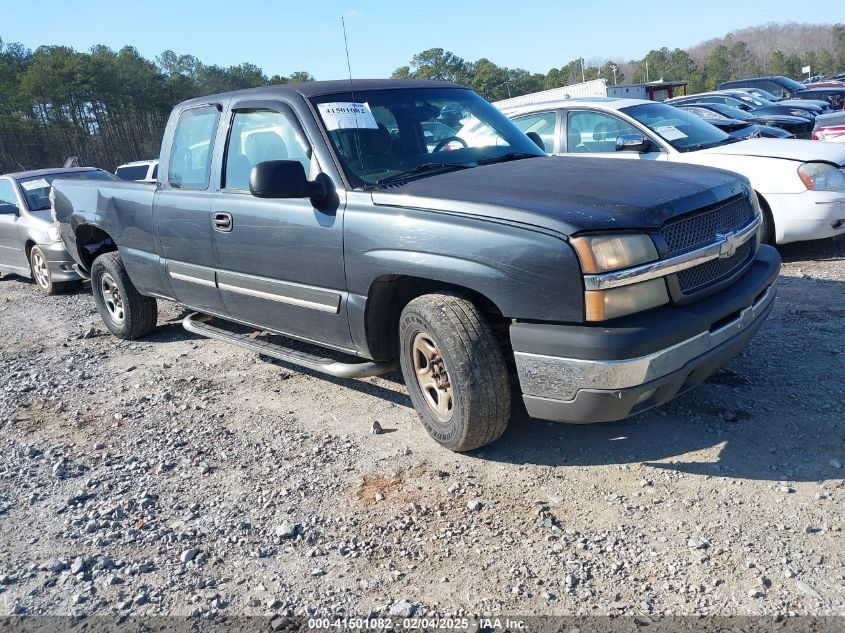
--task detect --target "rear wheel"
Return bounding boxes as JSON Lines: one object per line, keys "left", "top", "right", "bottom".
{"left": 29, "top": 245, "right": 71, "bottom": 295}
{"left": 398, "top": 293, "right": 510, "bottom": 452}
{"left": 90, "top": 252, "right": 157, "bottom": 339}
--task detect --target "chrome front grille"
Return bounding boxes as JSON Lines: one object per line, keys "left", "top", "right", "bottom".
{"left": 676, "top": 239, "right": 753, "bottom": 293}
{"left": 661, "top": 195, "right": 754, "bottom": 254}
{"left": 660, "top": 195, "right": 756, "bottom": 295}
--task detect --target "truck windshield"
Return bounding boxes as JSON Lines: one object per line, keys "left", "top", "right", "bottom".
{"left": 621, "top": 103, "right": 733, "bottom": 152}
{"left": 310, "top": 88, "right": 544, "bottom": 188}
{"left": 18, "top": 170, "right": 117, "bottom": 211}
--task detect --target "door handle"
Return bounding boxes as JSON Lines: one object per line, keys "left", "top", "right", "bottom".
{"left": 212, "top": 212, "right": 233, "bottom": 233}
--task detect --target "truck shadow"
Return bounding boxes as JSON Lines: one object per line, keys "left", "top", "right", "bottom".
{"left": 0, "top": 273, "right": 90, "bottom": 296}
{"left": 140, "top": 258, "right": 843, "bottom": 484}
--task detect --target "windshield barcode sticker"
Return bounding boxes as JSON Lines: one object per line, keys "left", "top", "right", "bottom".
{"left": 317, "top": 102, "right": 379, "bottom": 131}
{"left": 21, "top": 178, "right": 50, "bottom": 191}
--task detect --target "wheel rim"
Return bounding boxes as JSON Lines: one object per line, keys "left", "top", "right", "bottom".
{"left": 100, "top": 273, "right": 125, "bottom": 324}
{"left": 411, "top": 332, "right": 454, "bottom": 422}
{"left": 31, "top": 250, "right": 50, "bottom": 289}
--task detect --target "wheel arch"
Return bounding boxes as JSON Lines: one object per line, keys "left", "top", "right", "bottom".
{"left": 363, "top": 274, "right": 509, "bottom": 362}
{"left": 74, "top": 224, "right": 117, "bottom": 271}
{"left": 754, "top": 191, "right": 776, "bottom": 245}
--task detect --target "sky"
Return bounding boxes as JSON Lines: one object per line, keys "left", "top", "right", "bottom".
{"left": 0, "top": 0, "right": 829, "bottom": 79}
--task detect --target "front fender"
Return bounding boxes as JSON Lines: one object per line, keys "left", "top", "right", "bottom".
{"left": 343, "top": 196, "right": 585, "bottom": 354}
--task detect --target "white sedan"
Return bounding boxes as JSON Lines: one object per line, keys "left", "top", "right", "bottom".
{"left": 503, "top": 98, "right": 845, "bottom": 245}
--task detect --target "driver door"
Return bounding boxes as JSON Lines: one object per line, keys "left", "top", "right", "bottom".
{"left": 208, "top": 101, "right": 353, "bottom": 351}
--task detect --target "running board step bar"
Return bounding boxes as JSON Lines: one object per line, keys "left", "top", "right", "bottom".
{"left": 182, "top": 313, "right": 393, "bottom": 379}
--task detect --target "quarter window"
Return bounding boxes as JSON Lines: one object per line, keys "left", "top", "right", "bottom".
{"left": 0, "top": 180, "right": 18, "bottom": 214}
{"left": 224, "top": 109, "right": 311, "bottom": 191}
{"left": 168, "top": 106, "right": 219, "bottom": 189}
{"left": 567, "top": 111, "right": 640, "bottom": 153}
{"left": 512, "top": 112, "right": 556, "bottom": 153}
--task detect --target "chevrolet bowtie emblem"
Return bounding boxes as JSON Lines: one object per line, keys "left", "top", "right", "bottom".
{"left": 716, "top": 231, "right": 738, "bottom": 259}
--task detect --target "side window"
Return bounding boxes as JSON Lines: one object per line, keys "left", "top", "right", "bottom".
{"left": 224, "top": 109, "right": 311, "bottom": 191}
{"left": 168, "top": 106, "right": 219, "bottom": 190}
{"left": 763, "top": 81, "right": 784, "bottom": 97}
{"left": 0, "top": 180, "right": 19, "bottom": 214}
{"left": 512, "top": 112, "right": 556, "bottom": 153}
{"left": 567, "top": 111, "right": 640, "bottom": 153}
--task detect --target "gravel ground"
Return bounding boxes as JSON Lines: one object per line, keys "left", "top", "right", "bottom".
{"left": 0, "top": 238, "right": 843, "bottom": 621}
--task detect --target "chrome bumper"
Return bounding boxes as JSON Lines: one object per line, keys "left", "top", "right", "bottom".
{"left": 515, "top": 280, "right": 776, "bottom": 406}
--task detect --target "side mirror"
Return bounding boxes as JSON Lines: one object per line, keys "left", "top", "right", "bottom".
{"left": 526, "top": 132, "right": 546, "bottom": 152}
{"left": 249, "top": 160, "right": 327, "bottom": 202}
{"left": 615, "top": 134, "right": 652, "bottom": 153}
{"left": 0, "top": 203, "right": 18, "bottom": 215}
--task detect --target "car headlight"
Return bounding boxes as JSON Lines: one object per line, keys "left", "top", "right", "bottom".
{"left": 585, "top": 279, "right": 669, "bottom": 321}
{"left": 46, "top": 223, "right": 61, "bottom": 243}
{"left": 789, "top": 109, "right": 812, "bottom": 119}
{"left": 570, "top": 233, "right": 658, "bottom": 273}
{"left": 571, "top": 233, "right": 668, "bottom": 320}
{"left": 797, "top": 162, "right": 845, "bottom": 191}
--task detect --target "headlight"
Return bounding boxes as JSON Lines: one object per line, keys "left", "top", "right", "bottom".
{"left": 585, "top": 278, "right": 669, "bottom": 321}
{"left": 789, "top": 109, "right": 812, "bottom": 119}
{"left": 797, "top": 162, "right": 845, "bottom": 191}
{"left": 46, "top": 223, "right": 61, "bottom": 243}
{"left": 571, "top": 233, "right": 668, "bottom": 320}
{"left": 570, "top": 233, "right": 658, "bottom": 273}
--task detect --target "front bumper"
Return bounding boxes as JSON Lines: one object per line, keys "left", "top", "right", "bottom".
{"left": 512, "top": 246, "right": 780, "bottom": 423}
{"left": 37, "top": 241, "right": 81, "bottom": 282}
{"left": 766, "top": 190, "right": 845, "bottom": 244}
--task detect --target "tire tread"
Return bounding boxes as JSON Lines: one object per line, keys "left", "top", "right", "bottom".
{"left": 400, "top": 292, "right": 510, "bottom": 451}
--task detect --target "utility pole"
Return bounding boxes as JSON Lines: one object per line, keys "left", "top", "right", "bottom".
{"left": 580, "top": 57, "right": 585, "bottom": 83}
{"left": 612, "top": 65, "right": 618, "bottom": 85}
{"left": 645, "top": 61, "right": 649, "bottom": 83}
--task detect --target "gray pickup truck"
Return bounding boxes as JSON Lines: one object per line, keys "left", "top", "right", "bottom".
{"left": 52, "top": 80, "right": 780, "bottom": 451}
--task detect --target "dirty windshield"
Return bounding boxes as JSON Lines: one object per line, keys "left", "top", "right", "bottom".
{"left": 311, "top": 88, "right": 544, "bottom": 187}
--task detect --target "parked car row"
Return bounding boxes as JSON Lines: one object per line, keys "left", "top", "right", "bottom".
{"left": 719, "top": 75, "right": 845, "bottom": 110}
{"left": 2, "top": 78, "right": 842, "bottom": 453}
{"left": 504, "top": 96, "right": 845, "bottom": 245}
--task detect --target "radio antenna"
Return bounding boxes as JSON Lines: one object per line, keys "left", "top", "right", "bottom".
{"left": 342, "top": 17, "right": 367, "bottom": 178}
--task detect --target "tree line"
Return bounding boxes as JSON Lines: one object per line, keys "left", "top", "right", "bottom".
{"left": 0, "top": 40, "right": 313, "bottom": 173}
{"left": 1, "top": 22, "right": 843, "bottom": 173}
{"left": 392, "top": 23, "right": 845, "bottom": 101}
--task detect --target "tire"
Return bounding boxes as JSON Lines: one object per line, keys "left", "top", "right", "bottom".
{"left": 90, "top": 252, "right": 157, "bottom": 339}
{"left": 757, "top": 195, "right": 776, "bottom": 245}
{"left": 398, "top": 293, "right": 510, "bottom": 452}
{"left": 29, "top": 245, "right": 72, "bottom": 295}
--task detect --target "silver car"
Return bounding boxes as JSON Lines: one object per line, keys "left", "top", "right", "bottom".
{"left": 0, "top": 167, "right": 117, "bottom": 294}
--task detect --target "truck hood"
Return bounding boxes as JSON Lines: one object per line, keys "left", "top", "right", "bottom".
{"left": 699, "top": 138, "right": 845, "bottom": 164}
{"left": 370, "top": 156, "right": 746, "bottom": 236}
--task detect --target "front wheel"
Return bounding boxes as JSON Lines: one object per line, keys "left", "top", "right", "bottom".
{"left": 398, "top": 293, "right": 511, "bottom": 452}
{"left": 29, "top": 246, "right": 72, "bottom": 295}
{"left": 90, "top": 252, "right": 157, "bottom": 339}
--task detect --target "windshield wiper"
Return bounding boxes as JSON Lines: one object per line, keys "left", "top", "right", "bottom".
{"left": 477, "top": 152, "right": 539, "bottom": 165}
{"left": 371, "top": 162, "right": 472, "bottom": 187}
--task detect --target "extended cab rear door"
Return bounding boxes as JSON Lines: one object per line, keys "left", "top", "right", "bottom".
{"left": 207, "top": 98, "right": 354, "bottom": 351}
{"left": 154, "top": 102, "right": 227, "bottom": 314}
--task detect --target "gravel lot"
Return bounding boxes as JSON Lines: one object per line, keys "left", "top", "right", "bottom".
{"left": 0, "top": 238, "right": 843, "bottom": 621}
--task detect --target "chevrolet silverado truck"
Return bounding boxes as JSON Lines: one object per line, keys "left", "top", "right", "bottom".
{"left": 52, "top": 80, "right": 781, "bottom": 451}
